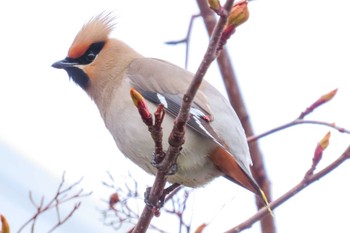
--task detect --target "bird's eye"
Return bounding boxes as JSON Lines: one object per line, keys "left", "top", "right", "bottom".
{"left": 76, "top": 41, "right": 105, "bottom": 65}
{"left": 86, "top": 52, "right": 96, "bottom": 62}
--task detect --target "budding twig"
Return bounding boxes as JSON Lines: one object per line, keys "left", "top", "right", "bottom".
{"left": 130, "top": 88, "right": 166, "bottom": 165}
{"left": 248, "top": 89, "right": 349, "bottom": 143}
{"left": 226, "top": 145, "right": 350, "bottom": 233}
{"left": 305, "top": 131, "right": 331, "bottom": 177}
{"left": 298, "top": 89, "right": 337, "bottom": 119}
{"left": 218, "top": 0, "right": 249, "bottom": 51}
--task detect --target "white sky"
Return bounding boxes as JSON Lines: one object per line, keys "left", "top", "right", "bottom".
{"left": 1, "top": 0, "right": 350, "bottom": 232}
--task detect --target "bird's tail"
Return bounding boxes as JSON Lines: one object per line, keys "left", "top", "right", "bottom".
{"left": 209, "top": 146, "right": 272, "bottom": 214}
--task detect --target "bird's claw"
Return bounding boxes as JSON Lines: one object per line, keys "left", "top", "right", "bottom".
{"left": 167, "top": 163, "right": 177, "bottom": 175}
{"left": 151, "top": 152, "right": 164, "bottom": 167}
{"left": 151, "top": 160, "right": 178, "bottom": 176}
{"left": 144, "top": 187, "right": 162, "bottom": 217}
{"left": 151, "top": 151, "right": 178, "bottom": 175}
{"left": 144, "top": 183, "right": 181, "bottom": 217}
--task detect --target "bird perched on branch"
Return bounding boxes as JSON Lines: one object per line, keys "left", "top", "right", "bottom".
{"left": 52, "top": 13, "right": 268, "bottom": 206}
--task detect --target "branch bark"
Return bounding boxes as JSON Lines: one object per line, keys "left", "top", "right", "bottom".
{"left": 196, "top": 0, "right": 275, "bottom": 232}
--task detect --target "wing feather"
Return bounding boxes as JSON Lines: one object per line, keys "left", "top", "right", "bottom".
{"left": 127, "top": 58, "right": 213, "bottom": 118}
{"left": 127, "top": 58, "right": 226, "bottom": 145}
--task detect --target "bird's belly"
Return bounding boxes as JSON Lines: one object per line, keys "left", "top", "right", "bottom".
{"left": 104, "top": 101, "right": 222, "bottom": 187}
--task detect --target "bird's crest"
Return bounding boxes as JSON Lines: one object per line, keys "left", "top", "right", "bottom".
{"left": 68, "top": 12, "right": 115, "bottom": 59}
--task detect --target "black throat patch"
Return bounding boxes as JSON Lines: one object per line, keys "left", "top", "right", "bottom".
{"left": 65, "top": 67, "right": 90, "bottom": 89}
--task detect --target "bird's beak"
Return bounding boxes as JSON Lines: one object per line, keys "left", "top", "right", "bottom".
{"left": 52, "top": 58, "right": 77, "bottom": 69}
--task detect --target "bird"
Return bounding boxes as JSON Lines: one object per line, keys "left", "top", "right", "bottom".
{"left": 52, "top": 13, "right": 269, "bottom": 207}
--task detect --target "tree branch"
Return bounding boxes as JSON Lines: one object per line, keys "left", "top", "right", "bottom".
{"left": 196, "top": 0, "right": 275, "bottom": 232}
{"left": 226, "top": 145, "right": 350, "bottom": 233}
{"left": 132, "top": 1, "right": 236, "bottom": 232}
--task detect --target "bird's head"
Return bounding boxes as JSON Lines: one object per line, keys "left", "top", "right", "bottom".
{"left": 53, "top": 12, "right": 144, "bottom": 103}
{"left": 52, "top": 13, "right": 115, "bottom": 91}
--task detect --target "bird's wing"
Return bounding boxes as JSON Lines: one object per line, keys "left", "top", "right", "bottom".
{"left": 126, "top": 57, "right": 269, "bottom": 204}
{"left": 126, "top": 57, "right": 223, "bottom": 145}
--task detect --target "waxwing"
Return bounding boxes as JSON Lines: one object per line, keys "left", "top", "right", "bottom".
{"left": 52, "top": 13, "right": 268, "bottom": 206}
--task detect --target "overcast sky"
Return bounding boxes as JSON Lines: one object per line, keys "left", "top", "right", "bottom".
{"left": 1, "top": 0, "right": 350, "bottom": 232}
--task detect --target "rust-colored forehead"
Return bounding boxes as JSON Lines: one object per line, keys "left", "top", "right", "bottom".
{"left": 67, "top": 12, "right": 115, "bottom": 59}
{"left": 68, "top": 43, "right": 90, "bottom": 59}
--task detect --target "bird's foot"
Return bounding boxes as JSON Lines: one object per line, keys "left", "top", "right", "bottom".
{"left": 144, "top": 187, "right": 161, "bottom": 217}
{"left": 144, "top": 183, "right": 181, "bottom": 217}
{"left": 151, "top": 152, "right": 178, "bottom": 175}
{"left": 167, "top": 163, "right": 177, "bottom": 175}
{"left": 151, "top": 151, "right": 165, "bottom": 167}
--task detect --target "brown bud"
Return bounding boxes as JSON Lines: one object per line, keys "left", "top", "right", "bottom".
{"left": 227, "top": 0, "right": 249, "bottom": 28}
{"left": 208, "top": 0, "right": 222, "bottom": 14}
{"left": 109, "top": 192, "right": 120, "bottom": 209}
{"left": 194, "top": 223, "right": 207, "bottom": 233}
{"left": 1, "top": 215, "right": 10, "bottom": 233}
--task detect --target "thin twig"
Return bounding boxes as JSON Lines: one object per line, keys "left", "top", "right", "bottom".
{"left": 17, "top": 173, "right": 91, "bottom": 233}
{"left": 165, "top": 14, "right": 201, "bottom": 69}
{"left": 248, "top": 119, "right": 350, "bottom": 143}
{"left": 163, "top": 188, "right": 192, "bottom": 233}
{"left": 47, "top": 203, "right": 81, "bottom": 233}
